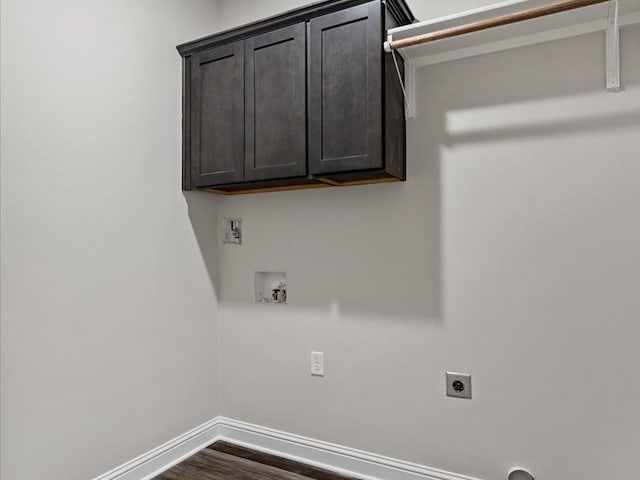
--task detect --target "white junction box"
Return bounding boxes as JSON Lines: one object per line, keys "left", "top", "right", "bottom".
{"left": 222, "top": 218, "right": 242, "bottom": 245}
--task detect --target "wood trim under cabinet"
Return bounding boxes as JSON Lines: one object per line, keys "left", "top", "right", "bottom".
{"left": 201, "top": 183, "right": 329, "bottom": 195}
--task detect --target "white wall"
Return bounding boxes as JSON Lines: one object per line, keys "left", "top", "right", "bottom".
{"left": 3, "top": 1, "right": 639, "bottom": 480}
{"left": 0, "top": 1, "right": 221, "bottom": 480}
{"left": 216, "top": 0, "right": 504, "bottom": 29}
{"left": 215, "top": 1, "right": 640, "bottom": 479}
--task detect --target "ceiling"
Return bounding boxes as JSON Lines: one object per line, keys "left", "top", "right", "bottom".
{"left": 405, "top": 0, "right": 508, "bottom": 21}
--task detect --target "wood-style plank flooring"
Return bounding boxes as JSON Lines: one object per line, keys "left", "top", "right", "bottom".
{"left": 154, "top": 441, "right": 360, "bottom": 480}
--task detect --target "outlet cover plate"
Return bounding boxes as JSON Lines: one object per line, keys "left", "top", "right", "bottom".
{"left": 311, "top": 351, "right": 324, "bottom": 377}
{"left": 446, "top": 372, "right": 472, "bottom": 399}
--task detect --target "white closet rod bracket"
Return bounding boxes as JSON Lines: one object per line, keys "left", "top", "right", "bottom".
{"left": 385, "top": 33, "right": 416, "bottom": 118}
{"left": 405, "top": 59, "right": 417, "bottom": 119}
{"left": 606, "top": 0, "right": 621, "bottom": 92}
{"left": 384, "top": 33, "right": 393, "bottom": 53}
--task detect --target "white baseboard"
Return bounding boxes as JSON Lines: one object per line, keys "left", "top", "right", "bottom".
{"left": 218, "top": 417, "right": 482, "bottom": 480}
{"left": 93, "top": 418, "right": 221, "bottom": 480}
{"left": 95, "top": 416, "right": 483, "bottom": 480}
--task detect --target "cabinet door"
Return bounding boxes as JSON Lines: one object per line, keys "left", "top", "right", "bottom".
{"left": 308, "top": 1, "right": 382, "bottom": 175}
{"left": 245, "top": 23, "right": 307, "bottom": 181}
{"left": 191, "top": 42, "right": 244, "bottom": 187}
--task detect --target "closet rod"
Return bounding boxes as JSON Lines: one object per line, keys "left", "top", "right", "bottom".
{"left": 387, "top": 0, "right": 609, "bottom": 50}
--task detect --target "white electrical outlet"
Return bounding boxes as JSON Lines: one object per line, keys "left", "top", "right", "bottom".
{"left": 311, "top": 351, "right": 324, "bottom": 376}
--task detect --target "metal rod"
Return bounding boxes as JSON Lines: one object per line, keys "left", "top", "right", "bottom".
{"left": 388, "top": 0, "right": 609, "bottom": 50}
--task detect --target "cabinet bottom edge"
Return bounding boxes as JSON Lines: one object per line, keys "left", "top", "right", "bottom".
{"left": 197, "top": 174, "right": 404, "bottom": 195}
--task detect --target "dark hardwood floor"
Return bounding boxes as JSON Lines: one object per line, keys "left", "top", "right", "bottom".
{"left": 153, "top": 441, "right": 360, "bottom": 480}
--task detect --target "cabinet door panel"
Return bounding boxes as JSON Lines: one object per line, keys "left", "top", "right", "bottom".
{"left": 191, "top": 42, "right": 244, "bottom": 187}
{"left": 309, "top": 1, "right": 382, "bottom": 175}
{"left": 245, "top": 23, "right": 307, "bottom": 181}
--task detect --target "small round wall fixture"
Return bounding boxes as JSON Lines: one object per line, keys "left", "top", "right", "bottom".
{"left": 508, "top": 468, "right": 534, "bottom": 480}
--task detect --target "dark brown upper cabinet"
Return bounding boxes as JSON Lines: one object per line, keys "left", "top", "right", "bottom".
{"left": 177, "top": 0, "right": 415, "bottom": 194}
{"left": 190, "top": 42, "right": 244, "bottom": 187}
{"left": 245, "top": 23, "right": 307, "bottom": 182}
{"left": 309, "top": 2, "right": 382, "bottom": 176}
